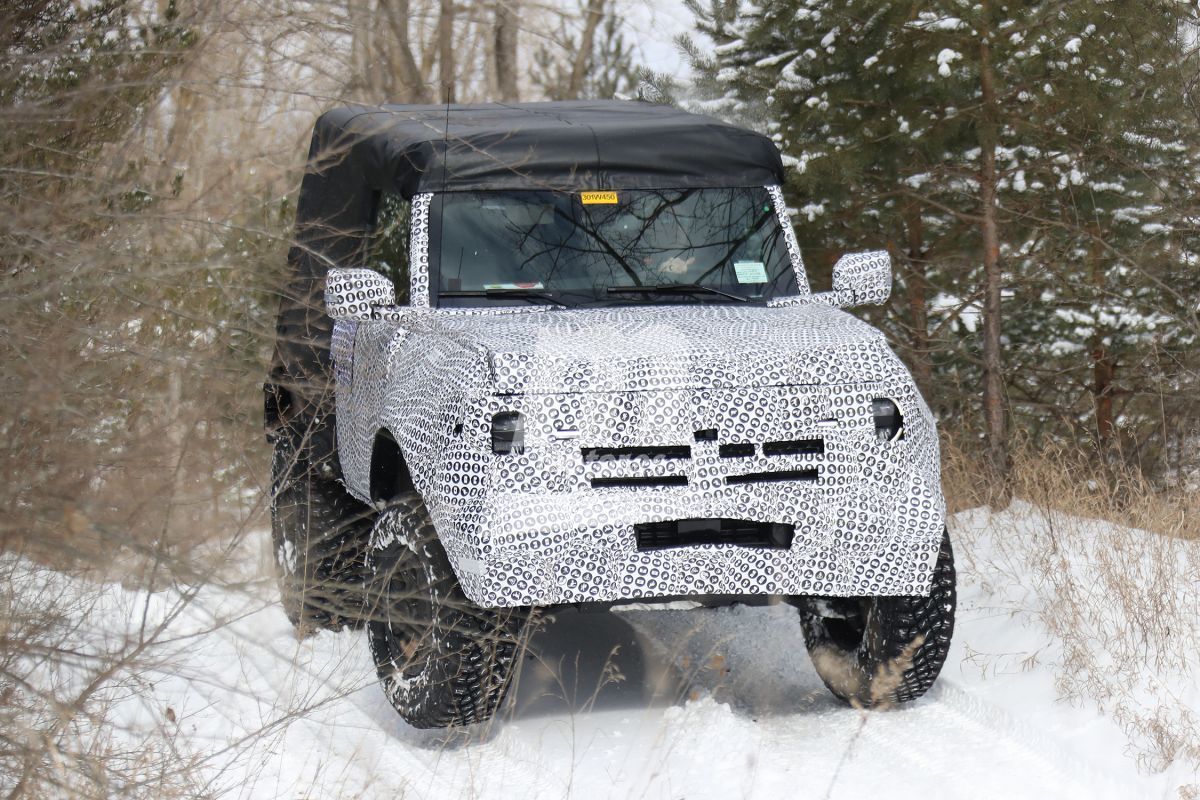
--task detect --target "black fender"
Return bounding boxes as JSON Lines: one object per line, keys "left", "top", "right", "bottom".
{"left": 369, "top": 428, "right": 415, "bottom": 505}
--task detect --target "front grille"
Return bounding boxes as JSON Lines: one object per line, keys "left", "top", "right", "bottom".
{"left": 582, "top": 445, "right": 691, "bottom": 462}
{"left": 726, "top": 468, "right": 819, "bottom": 485}
{"left": 582, "top": 432, "right": 826, "bottom": 491}
{"left": 591, "top": 475, "right": 688, "bottom": 489}
{"left": 762, "top": 438, "right": 824, "bottom": 456}
{"left": 635, "top": 518, "right": 795, "bottom": 550}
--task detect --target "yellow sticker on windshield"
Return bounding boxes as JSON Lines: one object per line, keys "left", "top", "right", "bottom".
{"left": 580, "top": 190, "right": 618, "bottom": 205}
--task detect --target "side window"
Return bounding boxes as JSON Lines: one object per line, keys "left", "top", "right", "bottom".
{"left": 366, "top": 191, "right": 411, "bottom": 305}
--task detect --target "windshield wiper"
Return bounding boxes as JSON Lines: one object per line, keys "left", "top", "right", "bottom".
{"left": 606, "top": 283, "right": 748, "bottom": 303}
{"left": 440, "top": 289, "right": 568, "bottom": 307}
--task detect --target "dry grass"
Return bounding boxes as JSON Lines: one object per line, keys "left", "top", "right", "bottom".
{"left": 944, "top": 434, "right": 1200, "bottom": 779}
{"left": 942, "top": 434, "right": 1200, "bottom": 541}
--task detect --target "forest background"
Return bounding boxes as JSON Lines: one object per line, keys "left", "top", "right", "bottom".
{"left": 2, "top": 2, "right": 1199, "bottom": 794}
{"left": 5, "top": 0, "right": 1198, "bottom": 562}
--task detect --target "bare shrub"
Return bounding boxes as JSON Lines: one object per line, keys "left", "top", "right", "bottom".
{"left": 945, "top": 434, "right": 1200, "bottom": 774}
{"left": 943, "top": 432, "right": 1200, "bottom": 539}
{"left": 0, "top": 552, "right": 213, "bottom": 799}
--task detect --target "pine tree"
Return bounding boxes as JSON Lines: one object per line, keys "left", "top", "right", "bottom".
{"left": 992, "top": 5, "right": 1200, "bottom": 461}
{"left": 684, "top": 0, "right": 1200, "bottom": 476}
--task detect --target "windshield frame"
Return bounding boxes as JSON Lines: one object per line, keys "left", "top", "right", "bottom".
{"left": 422, "top": 186, "right": 808, "bottom": 310}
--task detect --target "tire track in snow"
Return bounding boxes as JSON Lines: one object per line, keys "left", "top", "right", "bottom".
{"left": 831, "top": 680, "right": 1133, "bottom": 799}
{"left": 117, "top": 571, "right": 1166, "bottom": 799}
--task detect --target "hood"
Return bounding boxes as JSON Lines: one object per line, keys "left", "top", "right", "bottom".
{"left": 427, "top": 303, "right": 899, "bottom": 395}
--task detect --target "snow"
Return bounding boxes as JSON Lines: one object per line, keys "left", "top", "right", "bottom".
{"left": 610, "top": 599, "right": 702, "bottom": 612}
{"left": 936, "top": 49, "right": 962, "bottom": 77}
{"left": 909, "top": 14, "right": 968, "bottom": 32}
{"left": 12, "top": 503, "right": 1200, "bottom": 799}
{"left": 904, "top": 172, "right": 932, "bottom": 189}
{"left": 780, "top": 153, "right": 812, "bottom": 174}
{"left": 755, "top": 50, "right": 798, "bottom": 69}
{"left": 798, "top": 202, "right": 826, "bottom": 221}
{"left": 1123, "top": 131, "right": 1188, "bottom": 153}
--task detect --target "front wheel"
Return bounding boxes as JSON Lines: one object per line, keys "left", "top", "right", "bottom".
{"left": 365, "top": 493, "right": 527, "bottom": 729}
{"left": 798, "top": 529, "right": 956, "bottom": 708}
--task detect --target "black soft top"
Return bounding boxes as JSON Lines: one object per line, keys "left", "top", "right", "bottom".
{"left": 309, "top": 101, "right": 784, "bottom": 198}
{"left": 270, "top": 102, "right": 784, "bottom": 436}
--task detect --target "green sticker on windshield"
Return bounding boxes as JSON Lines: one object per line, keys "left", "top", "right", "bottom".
{"left": 734, "top": 261, "right": 769, "bottom": 284}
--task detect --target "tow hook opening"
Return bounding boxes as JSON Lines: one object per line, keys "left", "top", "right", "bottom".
{"left": 635, "top": 518, "right": 795, "bottom": 551}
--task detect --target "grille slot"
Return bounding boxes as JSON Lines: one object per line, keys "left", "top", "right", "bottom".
{"left": 582, "top": 445, "right": 691, "bottom": 462}
{"left": 762, "top": 438, "right": 824, "bottom": 456}
{"left": 726, "top": 468, "right": 819, "bottom": 485}
{"left": 635, "top": 518, "right": 794, "bottom": 550}
{"left": 718, "top": 443, "right": 755, "bottom": 458}
{"left": 591, "top": 475, "right": 688, "bottom": 489}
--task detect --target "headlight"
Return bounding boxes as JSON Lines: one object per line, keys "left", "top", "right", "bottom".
{"left": 871, "top": 399, "right": 903, "bottom": 443}
{"left": 491, "top": 411, "right": 525, "bottom": 454}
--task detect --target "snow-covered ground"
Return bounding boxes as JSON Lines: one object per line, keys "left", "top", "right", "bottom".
{"left": 14, "top": 503, "right": 1200, "bottom": 799}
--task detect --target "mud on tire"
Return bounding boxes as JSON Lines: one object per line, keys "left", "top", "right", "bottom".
{"left": 798, "top": 529, "right": 956, "bottom": 707}
{"left": 270, "top": 432, "right": 375, "bottom": 632}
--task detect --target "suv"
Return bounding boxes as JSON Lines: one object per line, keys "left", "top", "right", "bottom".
{"left": 265, "top": 101, "right": 955, "bottom": 729}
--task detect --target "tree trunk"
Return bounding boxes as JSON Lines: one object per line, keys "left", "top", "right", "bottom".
{"left": 437, "top": 0, "right": 457, "bottom": 103}
{"left": 348, "top": 0, "right": 375, "bottom": 99}
{"left": 1092, "top": 341, "right": 1115, "bottom": 446}
{"left": 567, "top": 0, "right": 605, "bottom": 99}
{"left": 493, "top": 0, "right": 519, "bottom": 100}
{"left": 1089, "top": 234, "right": 1115, "bottom": 450}
{"left": 978, "top": 10, "right": 1009, "bottom": 482}
{"left": 381, "top": 0, "right": 430, "bottom": 103}
{"left": 902, "top": 202, "right": 932, "bottom": 398}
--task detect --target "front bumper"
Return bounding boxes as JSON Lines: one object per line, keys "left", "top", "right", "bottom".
{"left": 429, "top": 383, "right": 945, "bottom": 608}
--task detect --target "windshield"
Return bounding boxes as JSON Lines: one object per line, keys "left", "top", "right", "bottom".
{"left": 429, "top": 187, "right": 799, "bottom": 307}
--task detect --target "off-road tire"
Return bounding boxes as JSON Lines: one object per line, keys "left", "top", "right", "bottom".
{"left": 270, "top": 433, "right": 374, "bottom": 632}
{"left": 365, "top": 493, "right": 526, "bottom": 729}
{"left": 798, "top": 529, "right": 956, "bottom": 708}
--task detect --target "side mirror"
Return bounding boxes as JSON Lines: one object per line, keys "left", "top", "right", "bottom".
{"left": 815, "top": 250, "right": 892, "bottom": 307}
{"left": 326, "top": 268, "right": 396, "bottom": 321}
